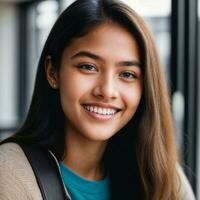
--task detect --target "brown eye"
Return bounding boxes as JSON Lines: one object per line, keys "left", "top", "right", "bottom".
{"left": 77, "top": 64, "right": 97, "bottom": 71}
{"left": 120, "top": 71, "right": 136, "bottom": 80}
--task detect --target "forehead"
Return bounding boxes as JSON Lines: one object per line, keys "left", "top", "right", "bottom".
{"left": 62, "top": 22, "right": 140, "bottom": 61}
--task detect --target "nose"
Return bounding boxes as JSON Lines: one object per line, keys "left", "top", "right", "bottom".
{"left": 92, "top": 74, "right": 119, "bottom": 100}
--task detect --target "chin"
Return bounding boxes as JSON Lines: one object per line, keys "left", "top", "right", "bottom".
{"left": 83, "top": 130, "right": 117, "bottom": 142}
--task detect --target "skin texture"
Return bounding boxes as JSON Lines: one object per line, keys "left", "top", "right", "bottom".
{"left": 45, "top": 22, "right": 142, "bottom": 180}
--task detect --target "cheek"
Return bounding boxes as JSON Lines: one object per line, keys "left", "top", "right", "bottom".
{"left": 59, "top": 73, "right": 93, "bottom": 105}
{"left": 120, "top": 84, "right": 142, "bottom": 111}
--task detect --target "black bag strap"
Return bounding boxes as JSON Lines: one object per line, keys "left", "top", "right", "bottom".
{"left": 17, "top": 142, "right": 70, "bottom": 200}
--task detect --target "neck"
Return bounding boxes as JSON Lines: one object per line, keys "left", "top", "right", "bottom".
{"left": 62, "top": 130, "right": 108, "bottom": 181}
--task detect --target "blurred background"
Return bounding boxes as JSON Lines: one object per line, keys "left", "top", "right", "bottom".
{"left": 0, "top": 0, "right": 199, "bottom": 198}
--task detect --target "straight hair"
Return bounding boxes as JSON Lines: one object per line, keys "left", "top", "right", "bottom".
{"left": 2, "top": 0, "right": 180, "bottom": 199}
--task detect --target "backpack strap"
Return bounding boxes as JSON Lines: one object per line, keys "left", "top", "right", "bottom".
{"left": 17, "top": 142, "right": 70, "bottom": 200}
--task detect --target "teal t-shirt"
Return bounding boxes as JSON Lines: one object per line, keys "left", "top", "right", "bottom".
{"left": 59, "top": 162, "right": 111, "bottom": 200}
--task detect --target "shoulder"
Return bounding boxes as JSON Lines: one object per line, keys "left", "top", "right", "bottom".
{"left": 177, "top": 164, "right": 196, "bottom": 200}
{"left": 0, "top": 142, "right": 32, "bottom": 172}
{"left": 0, "top": 142, "right": 42, "bottom": 200}
{"left": 0, "top": 142, "right": 25, "bottom": 164}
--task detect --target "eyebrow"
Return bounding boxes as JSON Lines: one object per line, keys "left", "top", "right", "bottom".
{"left": 70, "top": 51, "right": 141, "bottom": 68}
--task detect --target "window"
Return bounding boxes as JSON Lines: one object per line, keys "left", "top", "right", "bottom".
{"left": 0, "top": 3, "right": 19, "bottom": 140}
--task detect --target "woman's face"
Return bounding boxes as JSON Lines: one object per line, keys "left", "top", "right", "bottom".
{"left": 55, "top": 22, "right": 142, "bottom": 142}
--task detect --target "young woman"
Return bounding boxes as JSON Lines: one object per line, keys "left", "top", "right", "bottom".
{"left": 0, "top": 0, "right": 196, "bottom": 199}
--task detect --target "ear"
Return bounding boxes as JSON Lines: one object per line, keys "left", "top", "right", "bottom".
{"left": 45, "top": 56, "right": 59, "bottom": 89}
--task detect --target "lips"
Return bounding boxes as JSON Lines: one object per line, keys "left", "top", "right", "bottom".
{"left": 84, "top": 105, "right": 117, "bottom": 115}
{"left": 82, "top": 103, "right": 121, "bottom": 120}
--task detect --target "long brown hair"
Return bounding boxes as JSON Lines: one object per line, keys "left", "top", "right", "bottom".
{"left": 131, "top": 11, "right": 180, "bottom": 198}
{"left": 102, "top": 2, "right": 180, "bottom": 199}
{"left": 1, "top": 0, "right": 180, "bottom": 199}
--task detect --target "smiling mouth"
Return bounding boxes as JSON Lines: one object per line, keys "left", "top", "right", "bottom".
{"left": 82, "top": 104, "right": 121, "bottom": 120}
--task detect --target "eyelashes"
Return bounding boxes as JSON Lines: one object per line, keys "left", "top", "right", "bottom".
{"left": 119, "top": 71, "right": 137, "bottom": 80}
{"left": 77, "top": 64, "right": 97, "bottom": 71}
{"left": 76, "top": 64, "right": 139, "bottom": 81}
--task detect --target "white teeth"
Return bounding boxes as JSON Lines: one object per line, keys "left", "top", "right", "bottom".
{"left": 98, "top": 108, "right": 102, "bottom": 113}
{"left": 84, "top": 105, "right": 117, "bottom": 115}
{"left": 94, "top": 107, "right": 97, "bottom": 112}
